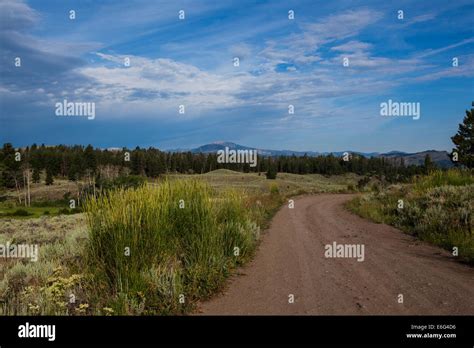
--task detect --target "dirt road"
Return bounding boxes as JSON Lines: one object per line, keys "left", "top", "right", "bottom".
{"left": 197, "top": 194, "right": 474, "bottom": 315}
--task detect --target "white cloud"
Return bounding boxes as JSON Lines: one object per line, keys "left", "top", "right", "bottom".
{"left": 412, "top": 54, "right": 474, "bottom": 82}
{"left": 258, "top": 9, "right": 382, "bottom": 68}
{"left": 404, "top": 12, "right": 437, "bottom": 26}
{"left": 417, "top": 38, "right": 474, "bottom": 58}
{"left": 78, "top": 53, "right": 254, "bottom": 117}
{"left": 303, "top": 8, "right": 383, "bottom": 42}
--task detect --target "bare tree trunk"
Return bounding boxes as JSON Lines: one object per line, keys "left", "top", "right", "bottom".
{"left": 13, "top": 175, "right": 22, "bottom": 205}
{"left": 27, "top": 169, "right": 31, "bottom": 207}
{"left": 23, "top": 171, "right": 27, "bottom": 207}
{"left": 77, "top": 182, "right": 81, "bottom": 207}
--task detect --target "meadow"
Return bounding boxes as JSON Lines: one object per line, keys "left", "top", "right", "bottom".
{"left": 0, "top": 170, "right": 359, "bottom": 315}
{"left": 2, "top": 168, "right": 472, "bottom": 315}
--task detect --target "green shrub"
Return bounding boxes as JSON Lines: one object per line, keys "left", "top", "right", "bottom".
{"left": 357, "top": 176, "right": 371, "bottom": 190}
{"left": 95, "top": 175, "right": 146, "bottom": 191}
{"left": 349, "top": 179, "right": 474, "bottom": 264}
{"left": 269, "top": 183, "right": 280, "bottom": 195}
{"left": 11, "top": 209, "right": 31, "bottom": 217}
{"left": 266, "top": 166, "right": 277, "bottom": 180}
{"left": 57, "top": 208, "right": 71, "bottom": 215}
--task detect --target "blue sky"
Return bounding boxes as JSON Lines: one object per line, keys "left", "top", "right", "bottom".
{"left": 1, "top": 0, "right": 473, "bottom": 152}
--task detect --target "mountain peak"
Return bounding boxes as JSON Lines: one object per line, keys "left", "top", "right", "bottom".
{"left": 211, "top": 141, "right": 238, "bottom": 146}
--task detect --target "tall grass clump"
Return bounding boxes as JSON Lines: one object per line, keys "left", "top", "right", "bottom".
{"left": 414, "top": 169, "right": 474, "bottom": 192}
{"left": 214, "top": 190, "right": 260, "bottom": 263}
{"left": 85, "top": 179, "right": 260, "bottom": 314}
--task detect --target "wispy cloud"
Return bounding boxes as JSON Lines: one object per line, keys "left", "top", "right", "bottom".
{"left": 417, "top": 38, "right": 474, "bottom": 58}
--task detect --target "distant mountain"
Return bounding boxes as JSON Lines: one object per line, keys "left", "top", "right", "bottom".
{"left": 378, "top": 150, "right": 453, "bottom": 168}
{"left": 186, "top": 141, "right": 321, "bottom": 157}
{"left": 168, "top": 142, "right": 453, "bottom": 167}
{"left": 192, "top": 141, "right": 255, "bottom": 153}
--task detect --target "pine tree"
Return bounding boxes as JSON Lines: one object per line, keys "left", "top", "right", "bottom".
{"left": 451, "top": 102, "right": 474, "bottom": 168}
{"left": 45, "top": 168, "right": 54, "bottom": 185}
{"left": 266, "top": 162, "right": 277, "bottom": 179}
{"left": 32, "top": 168, "right": 40, "bottom": 183}
{"left": 424, "top": 154, "right": 436, "bottom": 173}
{"left": 84, "top": 144, "right": 97, "bottom": 173}
{"left": 131, "top": 147, "right": 146, "bottom": 175}
{"left": 1, "top": 143, "right": 20, "bottom": 188}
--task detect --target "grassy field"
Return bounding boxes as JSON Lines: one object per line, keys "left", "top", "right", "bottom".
{"left": 0, "top": 170, "right": 359, "bottom": 315}
{"left": 0, "top": 170, "right": 358, "bottom": 218}
{"left": 166, "top": 169, "right": 360, "bottom": 194}
{"left": 347, "top": 169, "right": 474, "bottom": 264}
{"left": 0, "top": 179, "right": 80, "bottom": 202}
{"left": 0, "top": 179, "right": 84, "bottom": 218}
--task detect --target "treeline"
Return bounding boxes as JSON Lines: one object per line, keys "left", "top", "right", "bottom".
{"left": 0, "top": 143, "right": 431, "bottom": 189}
